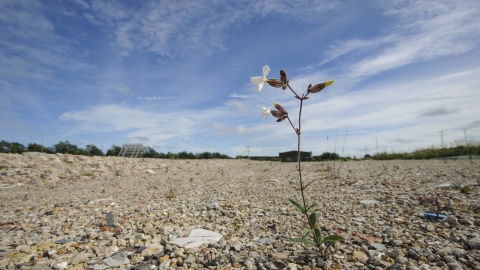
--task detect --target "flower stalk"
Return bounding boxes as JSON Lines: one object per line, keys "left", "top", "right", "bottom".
{"left": 252, "top": 65, "right": 343, "bottom": 258}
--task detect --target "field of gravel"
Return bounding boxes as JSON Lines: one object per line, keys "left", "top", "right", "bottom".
{"left": 0, "top": 152, "right": 479, "bottom": 270}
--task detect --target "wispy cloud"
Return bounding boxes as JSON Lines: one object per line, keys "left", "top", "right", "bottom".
{"left": 137, "top": 96, "right": 172, "bottom": 101}
{"left": 132, "top": 136, "right": 149, "bottom": 141}
{"left": 229, "top": 93, "right": 250, "bottom": 98}
{"left": 418, "top": 107, "right": 459, "bottom": 118}
{"left": 230, "top": 100, "right": 250, "bottom": 113}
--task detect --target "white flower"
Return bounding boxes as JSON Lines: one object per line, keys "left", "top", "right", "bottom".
{"left": 251, "top": 65, "right": 270, "bottom": 91}
{"left": 262, "top": 107, "right": 271, "bottom": 118}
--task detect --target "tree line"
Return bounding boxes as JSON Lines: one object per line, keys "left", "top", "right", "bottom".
{"left": 0, "top": 140, "right": 232, "bottom": 159}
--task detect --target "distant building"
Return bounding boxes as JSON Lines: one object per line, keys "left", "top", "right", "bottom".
{"left": 248, "top": 150, "right": 313, "bottom": 162}
{"left": 118, "top": 143, "right": 144, "bottom": 158}
{"left": 279, "top": 151, "right": 312, "bottom": 162}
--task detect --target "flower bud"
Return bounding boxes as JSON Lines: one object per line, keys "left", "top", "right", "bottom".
{"left": 308, "top": 80, "right": 334, "bottom": 93}
{"left": 280, "top": 70, "right": 288, "bottom": 90}
{"left": 271, "top": 110, "right": 283, "bottom": 118}
{"left": 273, "top": 102, "right": 285, "bottom": 112}
{"left": 267, "top": 79, "right": 284, "bottom": 88}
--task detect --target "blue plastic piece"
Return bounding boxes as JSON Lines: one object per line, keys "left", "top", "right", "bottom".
{"left": 423, "top": 212, "right": 446, "bottom": 219}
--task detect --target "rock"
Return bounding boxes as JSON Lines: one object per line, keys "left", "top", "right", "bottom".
{"left": 68, "top": 265, "right": 85, "bottom": 270}
{"left": 103, "top": 253, "right": 129, "bottom": 267}
{"left": 387, "top": 248, "right": 404, "bottom": 259}
{"left": 169, "top": 229, "right": 222, "bottom": 250}
{"left": 395, "top": 256, "right": 407, "bottom": 264}
{"left": 55, "top": 239, "right": 72, "bottom": 244}
{"left": 443, "top": 216, "right": 459, "bottom": 227}
{"left": 56, "top": 261, "right": 68, "bottom": 270}
{"left": 31, "top": 265, "right": 53, "bottom": 270}
{"left": 158, "top": 255, "right": 169, "bottom": 263}
{"left": 353, "top": 250, "right": 368, "bottom": 262}
{"left": 360, "top": 199, "right": 379, "bottom": 205}
{"left": 370, "top": 243, "right": 387, "bottom": 251}
{"left": 388, "top": 263, "right": 402, "bottom": 270}
{"left": 468, "top": 237, "right": 480, "bottom": 250}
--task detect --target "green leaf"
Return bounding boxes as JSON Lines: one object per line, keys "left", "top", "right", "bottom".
{"left": 302, "top": 227, "right": 312, "bottom": 238}
{"left": 323, "top": 235, "right": 345, "bottom": 242}
{"left": 305, "top": 204, "right": 317, "bottom": 213}
{"left": 289, "top": 199, "right": 305, "bottom": 214}
{"left": 303, "top": 180, "right": 317, "bottom": 190}
{"left": 308, "top": 212, "right": 317, "bottom": 228}
{"left": 314, "top": 228, "right": 322, "bottom": 245}
{"left": 291, "top": 238, "right": 316, "bottom": 245}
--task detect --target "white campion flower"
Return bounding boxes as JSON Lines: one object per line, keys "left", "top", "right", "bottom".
{"left": 251, "top": 65, "right": 270, "bottom": 91}
{"left": 261, "top": 107, "right": 271, "bottom": 118}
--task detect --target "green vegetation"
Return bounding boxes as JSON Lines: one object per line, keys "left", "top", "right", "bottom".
{"left": 0, "top": 140, "right": 232, "bottom": 159}
{"left": 370, "top": 140, "right": 480, "bottom": 160}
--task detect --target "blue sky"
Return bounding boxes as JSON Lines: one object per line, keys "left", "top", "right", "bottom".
{"left": 1, "top": 0, "right": 480, "bottom": 157}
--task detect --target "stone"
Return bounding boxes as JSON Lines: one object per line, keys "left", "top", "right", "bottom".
{"left": 353, "top": 250, "right": 368, "bottom": 262}
{"left": 387, "top": 248, "right": 404, "bottom": 259}
{"left": 468, "top": 237, "right": 480, "bottom": 250}
{"left": 55, "top": 239, "right": 72, "bottom": 244}
{"left": 31, "top": 265, "right": 53, "bottom": 270}
{"left": 56, "top": 262, "right": 68, "bottom": 270}
{"left": 370, "top": 243, "right": 387, "bottom": 251}
{"left": 388, "top": 264, "right": 402, "bottom": 270}
{"left": 360, "top": 199, "right": 379, "bottom": 205}
{"left": 443, "top": 216, "right": 459, "bottom": 227}
{"left": 68, "top": 265, "right": 85, "bottom": 270}
{"left": 169, "top": 229, "right": 222, "bottom": 250}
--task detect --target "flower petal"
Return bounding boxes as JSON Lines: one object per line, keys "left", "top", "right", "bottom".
{"left": 262, "top": 65, "right": 270, "bottom": 77}
{"left": 251, "top": 76, "right": 264, "bottom": 85}
{"left": 262, "top": 107, "right": 271, "bottom": 118}
{"left": 254, "top": 81, "right": 264, "bottom": 91}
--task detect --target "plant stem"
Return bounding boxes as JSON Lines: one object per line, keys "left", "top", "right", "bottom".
{"left": 296, "top": 97, "right": 320, "bottom": 246}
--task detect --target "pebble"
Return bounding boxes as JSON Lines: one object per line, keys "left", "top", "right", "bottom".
{"left": 0, "top": 154, "right": 479, "bottom": 269}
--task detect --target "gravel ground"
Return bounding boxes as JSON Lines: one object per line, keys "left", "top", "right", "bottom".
{"left": 1, "top": 152, "right": 479, "bottom": 270}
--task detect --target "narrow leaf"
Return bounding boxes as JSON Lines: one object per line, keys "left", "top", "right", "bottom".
{"left": 302, "top": 228, "right": 312, "bottom": 238}
{"left": 289, "top": 199, "right": 305, "bottom": 214}
{"left": 291, "top": 238, "right": 316, "bottom": 245}
{"left": 314, "top": 228, "right": 322, "bottom": 245}
{"left": 303, "top": 179, "right": 317, "bottom": 190}
{"left": 308, "top": 212, "right": 317, "bottom": 229}
{"left": 305, "top": 204, "right": 317, "bottom": 213}
{"left": 323, "top": 235, "right": 345, "bottom": 242}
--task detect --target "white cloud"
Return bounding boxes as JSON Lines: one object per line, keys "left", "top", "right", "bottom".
{"left": 230, "top": 100, "right": 250, "bottom": 113}
{"left": 76, "top": 0, "right": 339, "bottom": 59}
{"left": 137, "top": 95, "right": 172, "bottom": 101}
{"left": 116, "top": 85, "right": 133, "bottom": 95}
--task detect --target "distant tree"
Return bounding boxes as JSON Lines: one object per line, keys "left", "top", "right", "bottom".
{"left": 27, "top": 143, "right": 54, "bottom": 153}
{"left": 85, "top": 144, "right": 103, "bottom": 156}
{"left": 0, "top": 140, "right": 26, "bottom": 153}
{"left": 53, "top": 141, "right": 78, "bottom": 154}
{"left": 319, "top": 152, "right": 339, "bottom": 160}
{"left": 106, "top": 145, "right": 122, "bottom": 156}
{"left": 143, "top": 146, "right": 159, "bottom": 158}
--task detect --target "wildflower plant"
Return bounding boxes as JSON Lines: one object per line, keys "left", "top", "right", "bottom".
{"left": 251, "top": 65, "right": 344, "bottom": 257}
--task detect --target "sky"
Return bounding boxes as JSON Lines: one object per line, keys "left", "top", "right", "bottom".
{"left": 1, "top": 0, "right": 480, "bottom": 158}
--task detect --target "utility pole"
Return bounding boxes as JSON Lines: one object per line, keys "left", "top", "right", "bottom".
{"left": 40, "top": 133, "right": 44, "bottom": 152}
{"left": 439, "top": 131, "right": 444, "bottom": 148}
{"left": 463, "top": 128, "right": 471, "bottom": 160}
{"left": 244, "top": 146, "right": 252, "bottom": 159}
{"left": 376, "top": 138, "right": 378, "bottom": 159}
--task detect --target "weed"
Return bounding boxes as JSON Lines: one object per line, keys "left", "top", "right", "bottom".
{"left": 190, "top": 177, "right": 194, "bottom": 183}
{"left": 452, "top": 185, "right": 471, "bottom": 193}
{"left": 251, "top": 65, "right": 343, "bottom": 258}
{"left": 165, "top": 185, "right": 177, "bottom": 200}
